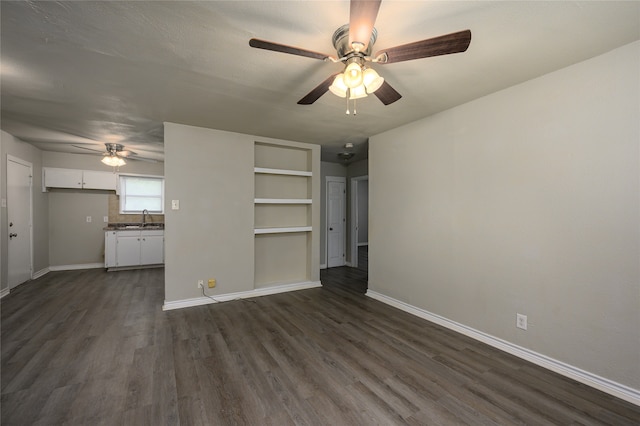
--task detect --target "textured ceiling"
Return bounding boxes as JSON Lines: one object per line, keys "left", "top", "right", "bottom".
{"left": 1, "top": 1, "right": 638, "bottom": 163}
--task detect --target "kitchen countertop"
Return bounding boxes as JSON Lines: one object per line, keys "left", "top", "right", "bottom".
{"left": 104, "top": 223, "right": 165, "bottom": 231}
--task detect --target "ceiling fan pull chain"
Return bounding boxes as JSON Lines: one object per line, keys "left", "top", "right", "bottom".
{"left": 346, "top": 89, "right": 351, "bottom": 114}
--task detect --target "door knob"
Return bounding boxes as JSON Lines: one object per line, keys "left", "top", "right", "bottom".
{"left": 9, "top": 233, "right": 17, "bottom": 239}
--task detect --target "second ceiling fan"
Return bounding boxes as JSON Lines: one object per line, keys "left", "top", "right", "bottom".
{"left": 249, "top": 0, "right": 471, "bottom": 112}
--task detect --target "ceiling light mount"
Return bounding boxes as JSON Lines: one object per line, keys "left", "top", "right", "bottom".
{"left": 338, "top": 142, "right": 356, "bottom": 162}
{"left": 337, "top": 152, "right": 355, "bottom": 161}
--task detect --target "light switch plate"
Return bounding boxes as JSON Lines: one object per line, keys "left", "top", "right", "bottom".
{"left": 1, "top": 199, "right": 6, "bottom": 208}
{"left": 86, "top": 216, "right": 92, "bottom": 223}
{"left": 103, "top": 216, "right": 109, "bottom": 223}
{"left": 171, "top": 200, "right": 180, "bottom": 210}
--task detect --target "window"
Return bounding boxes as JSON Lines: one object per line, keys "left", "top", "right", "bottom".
{"left": 119, "top": 175, "right": 164, "bottom": 214}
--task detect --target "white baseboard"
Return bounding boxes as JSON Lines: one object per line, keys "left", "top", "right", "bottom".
{"left": 366, "top": 290, "right": 640, "bottom": 407}
{"left": 32, "top": 267, "right": 50, "bottom": 280}
{"left": 0, "top": 287, "right": 10, "bottom": 299}
{"left": 320, "top": 264, "right": 327, "bottom": 269}
{"left": 163, "top": 280, "right": 322, "bottom": 311}
{"left": 49, "top": 263, "right": 104, "bottom": 272}
{"left": 357, "top": 242, "right": 368, "bottom": 247}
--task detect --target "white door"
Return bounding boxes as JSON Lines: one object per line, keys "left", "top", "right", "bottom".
{"left": 327, "top": 178, "right": 346, "bottom": 268}
{"left": 7, "top": 156, "right": 32, "bottom": 288}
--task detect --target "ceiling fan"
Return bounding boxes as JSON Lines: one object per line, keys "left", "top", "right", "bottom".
{"left": 72, "top": 143, "right": 157, "bottom": 166}
{"left": 249, "top": 0, "right": 471, "bottom": 113}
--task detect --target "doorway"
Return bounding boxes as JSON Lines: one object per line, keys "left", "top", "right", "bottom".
{"left": 326, "top": 176, "right": 346, "bottom": 268}
{"left": 7, "top": 155, "right": 33, "bottom": 289}
{"left": 350, "top": 175, "right": 368, "bottom": 271}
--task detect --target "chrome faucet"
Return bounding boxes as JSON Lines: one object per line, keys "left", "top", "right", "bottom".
{"left": 141, "top": 209, "right": 150, "bottom": 227}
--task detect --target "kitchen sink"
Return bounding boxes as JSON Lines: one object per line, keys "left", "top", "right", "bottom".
{"left": 115, "top": 224, "right": 164, "bottom": 230}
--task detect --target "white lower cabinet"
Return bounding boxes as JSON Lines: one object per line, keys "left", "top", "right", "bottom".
{"left": 140, "top": 233, "right": 164, "bottom": 265}
{"left": 116, "top": 233, "right": 144, "bottom": 267}
{"left": 105, "top": 230, "right": 164, "bottom": 269}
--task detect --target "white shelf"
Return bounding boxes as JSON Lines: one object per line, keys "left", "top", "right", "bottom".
{"left": 254, "top": 226, "right": 312, "bottom": 235}
{"left": 254, "top": 198, "right": 312, "bottom": 204}
{"left": 254, "top": 167, "right": 312, "bottom": 177}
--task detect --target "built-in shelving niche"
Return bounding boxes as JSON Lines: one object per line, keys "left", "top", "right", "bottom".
{"left": 254, "top": 141, "right": 314, "bottom": 288}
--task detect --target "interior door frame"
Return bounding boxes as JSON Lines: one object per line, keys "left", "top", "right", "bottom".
{"left": 325, "top": 176, "right": 346, "bottom": 268}
{"left": 7, "top": 154, "right": 34, "bottom": 288}
{"left": 349, "top": 175, "right": 368, "bottom": 268}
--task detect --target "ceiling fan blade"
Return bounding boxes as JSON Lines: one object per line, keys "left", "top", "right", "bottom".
{"left": 72, "top": 144, "right": 104, "bottom": 153}
{"left": 128, "top": 155, "right": 158, "bottom": 163}
{"left": 118, "top": 150, "right": 137, "bottom": 157}
{"left": 297, "top": 73, "right": 340, "bottom": 105}
{"left": 349, "top": 0, "right": 382, "bottom": 51}
{"left": 249, "top": 38, "right": 329, "bottom": 61}
{"left": 375, "top": 29, "right": 471, "bottom": 64}
{"left": 373, "top": 81, "right": 402, "bottom": 105}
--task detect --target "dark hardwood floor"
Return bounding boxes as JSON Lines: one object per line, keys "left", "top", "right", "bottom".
{"left": 2, "top": 267, "right": 639, "bottom": 425}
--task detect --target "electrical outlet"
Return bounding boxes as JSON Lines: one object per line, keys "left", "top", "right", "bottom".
{"left": 208, "top": 278, "right": 216, "bottom": 288}
{"left": 86, "top": 216, "right": 92, "bottom": 223}
{"left": 516, "top": 313, "right": 528, "bottom": 330}
{"left": 103, "top": 216, "right": 109, "bottom": 223}
{"left": 197, "top": 280, "right": 204, "bottom": 289}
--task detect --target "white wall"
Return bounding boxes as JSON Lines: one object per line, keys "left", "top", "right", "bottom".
{"left": 347, "top": 159, "right": 368, "bottom": 261}
{"left": 369, "top": 41, "right": 639, "bottom": 392}
{"left": 357, "top": 179, "right": 368, "bottom": 244}
{"left": 164, "top": 123, "right": 255, "bottom": 302}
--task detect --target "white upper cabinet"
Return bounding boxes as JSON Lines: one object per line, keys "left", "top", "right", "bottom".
{"left": 42, "top": 167, "right": 117, "bottom": 191}
{"left": 81, "top": 170, "right": 117, "bottom": 190}
{"left": 43, "top": 168, "right": 82, "bottom": 189}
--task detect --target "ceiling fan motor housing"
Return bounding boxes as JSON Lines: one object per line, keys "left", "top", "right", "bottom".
{"left": 105, "top": 143, "right": 125, "bottom": 154}
{"left": 332, "top": 24, "right": 377, "bottom": 59}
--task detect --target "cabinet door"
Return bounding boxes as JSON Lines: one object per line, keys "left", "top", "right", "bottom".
{"left": 83, "top": 170, "right": 117, "bottom": 190}
{"left": 105, "top": 231, "right": 117, "bottom": 267}
{"left": 140, "top": 233, "right": 164, "bottom": 265}
{"left": 44, "top": 168, "right": 82, "bottom": 189}
{"left": 116, "top": 234, "right": 141, "bottom": 267}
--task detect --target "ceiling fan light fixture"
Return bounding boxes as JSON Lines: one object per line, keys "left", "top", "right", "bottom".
{"left": 337, "top": 151, "right": 355, "bottom": 161}
{"left": 343, "top": 61, "right": 364, "bottom": 88}
{"left": 363, "top": 68, "right": 384, "bottom": 93}
{"left": 349, "top": 84, "right": 368, "bottom": 100}
{"left": 101, "top": 155, "right": 126, "bottom": 167}
{"left": 329, "top": 74, "right": 348, "bottom": 97}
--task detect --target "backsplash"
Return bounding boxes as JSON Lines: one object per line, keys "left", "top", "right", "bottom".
{"left": 108, "top": 194, "right": 164, "bottom": 224}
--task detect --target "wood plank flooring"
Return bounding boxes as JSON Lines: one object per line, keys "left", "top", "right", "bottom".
{"left": 2, "top": 267, "right": 639, "bottom": 425}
